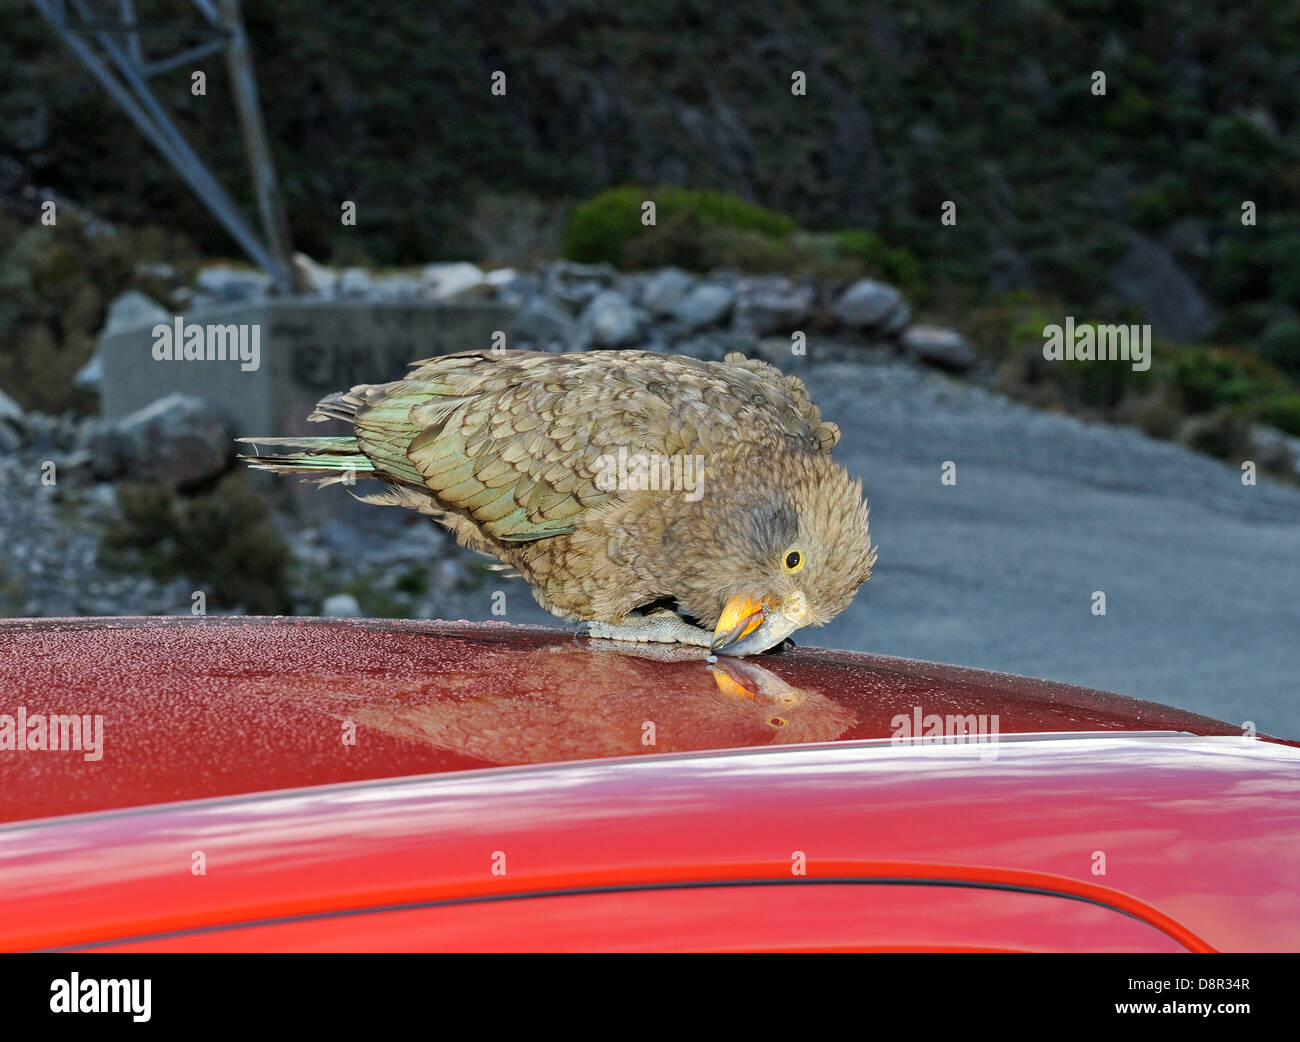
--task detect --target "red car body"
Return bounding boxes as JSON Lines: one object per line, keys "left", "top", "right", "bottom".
{"left": 0, "top": 617, "right": 1296, "bottom": 952}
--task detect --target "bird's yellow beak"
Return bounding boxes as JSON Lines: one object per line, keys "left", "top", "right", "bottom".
{"left": 711, "top": 591, "right": 807, "bottom": 656}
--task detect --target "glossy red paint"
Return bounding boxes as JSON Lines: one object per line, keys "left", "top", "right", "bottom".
{"left": 0, "top": 618, "right": 1296, "bottom": 952}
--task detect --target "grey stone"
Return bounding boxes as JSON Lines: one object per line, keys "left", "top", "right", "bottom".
{"left": 734, "top": 281, "right": 813, "bottom": 335}
{"left": 0, "top": 423, "right": 20, "bottom": 455}
{"left": 670, "top": 283, "right": 735, "bottom": 332}
{"left": 514, "top": 297, "right": 577, "bottom": 347}
{"left": 0, "top": 386, "right": 24, "bottom": 428}
{"left": 833, "top": 279, "right": 908, "bottom": 331}
{"left": 74, "top": 353, "right": 103, "bottom": 393}
{"left": 578, "top": 290, "right": 644, "bottom": 348}
{"left": 901, "top": 325, "right": 977, "bottom": 372}
{"left": 195, "top": 265, "right": 271, "bottom": 302}
{"left": 640, "top": 267, "right": 695, "bottom": 316}
{"left": 546, "top": 260, "right": 618, "bottom": 311}
{"left": 322, "top": 593, "right": 363, "bottom": 618}
{"left": 422, "top": 262, "right": 486, "bottom": 299}
{"left": 337, "top": 267, "right": 373, "bottom": 297}
{"left": 755, "top": 336, "right": 808, "bottom": 369}
{"left": 97, "top": 393, "right": 231, "bottom": 488}
{"left": 371, "top": 273, "right": 425, "bottom": 300}
{"left": 292, "top": 252, "right": 337, "bottom": 294}
{"left": 1110, "top": 228, "right": 1218, "bottom": 342}
{"left": 135, "top": 261, "right": 179, "bottom": 282}
{"left": 103, "top": 290, "right": 170, "bottom": 335}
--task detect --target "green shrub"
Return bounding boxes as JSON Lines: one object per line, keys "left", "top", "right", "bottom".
{"left": 562, "top": 185, "right": 795, "bottom": 267}
{"left": 1169, "top": 346, "right": 1291, "bottom": 412}
{"left": 1258, "top": 318, "right": 1300, "bottom": 378}
{"left": 833, "top": 230, "right": 924, "bottom": 296}
{"left": 101, "top": 474, "right": 291, "bottom": 614}
{"left": 1254, "top": 393, "right": 1300, "bottom": 437}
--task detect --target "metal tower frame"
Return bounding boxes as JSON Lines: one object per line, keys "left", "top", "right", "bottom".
{"left": 28, "top": 0, "right": 302, "bottom": 292}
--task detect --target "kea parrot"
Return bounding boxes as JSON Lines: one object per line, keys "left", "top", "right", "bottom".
{"left": 239, "top": 350, "right": 877, "bottom": 655}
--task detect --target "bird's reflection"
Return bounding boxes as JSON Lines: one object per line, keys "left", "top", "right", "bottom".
{"left": 288, "top": 642, "right": 856, "bottom": 764}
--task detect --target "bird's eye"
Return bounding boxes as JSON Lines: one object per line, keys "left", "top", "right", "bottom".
{"left": 783, "top": 549, "right": 805, "bottom": 573}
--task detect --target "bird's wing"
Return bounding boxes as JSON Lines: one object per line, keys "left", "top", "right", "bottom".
{"left": 347, "top": 350, "right": 837, "bottom": 543}
{"left": 716, "top": 352, "right": 841, "bottom": 452}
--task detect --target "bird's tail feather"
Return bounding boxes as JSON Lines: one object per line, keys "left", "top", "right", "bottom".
{"left": 236, "top": 435, "right": 375, "bottom": 486}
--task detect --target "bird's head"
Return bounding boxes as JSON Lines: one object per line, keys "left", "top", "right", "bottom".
{"left": 699, "top": 452, "right": 877, "bottom": 656}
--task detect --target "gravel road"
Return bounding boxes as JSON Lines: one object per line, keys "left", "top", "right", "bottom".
{"left": 802, "top": 360, "right": 1300, "bottom": 739}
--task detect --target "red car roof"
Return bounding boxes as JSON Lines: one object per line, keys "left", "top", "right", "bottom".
{"left": 0, "top": 616, "right": 1254, "bottom": 825}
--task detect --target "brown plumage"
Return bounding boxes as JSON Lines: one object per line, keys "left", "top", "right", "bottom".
{"left": 240, "top": 349, "right": 877, "bottom": 655}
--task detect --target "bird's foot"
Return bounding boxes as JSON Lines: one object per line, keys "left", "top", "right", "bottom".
{"left": 584, "top": 611, "right": 714, "bottom": 648}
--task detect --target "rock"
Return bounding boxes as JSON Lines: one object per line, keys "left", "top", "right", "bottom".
{"left": 337, "top": 267, "right": 373, "bottom": 297}
{"left": 550, "top": 260, "right": 618, "bottom": 283}
{"left": 322, "top": 593, "right": 363, "bottom": 618}
{"left": 0, "top": 423, "right": 20, "bottom": 455}
{"left": 0, "top": 386, "right": 24, "bottom": 429}
{"left": 1248, "top": 424, "right": 1300, "bottom": 478}
{"left": 74, "top": 353, "right": 103, "bottom": 393}
{"left": 833, "top": 279, "right": 909, "bottom": 332}
{"left": 1110, "top": 229, "right": 1217, "bottom": 342}
{"left": 734, "top": 280, "right": 813, "bottom": 335}
{"left": 422, "top": 262, "right": 486, "bottom": 299}
{"left": 546, "top": 260, "right": 618, "bottom": 311}
{"left": 513, "top": 297, "right": 577, "bottom": 348}
{"left": 578, "top": 290, "right": 644, "bottom": 348}
{"left": 901, "top": 325, "right": 977, "bottom": 372}
{"left": 292, "top": 252, "right": 337, "bottom": 294}
{"left": 371, "top": 273, "right": 424, "bottom": 300}
{"left": 640, "top": 267, "right": 695, "bottom": 316}
{"left": 755, "top": 336, "right": 809, "bottom": 369}
{"left": 135, "top": 261, "right": 178, "bottom": 282}
{"left": 670, "top": 283, "right": 735, "bottom": 332}
{"left": 195, "top": 265, "right": 271, "bottom": 303}
{"left": 103, "top": 290, "right": 170, "bottom": 335}
{"left": 1162, "top": 218, "right": 1212, "bottom": 262}
{"left": 95, "top": 393, "right": 231, "bottom": 488}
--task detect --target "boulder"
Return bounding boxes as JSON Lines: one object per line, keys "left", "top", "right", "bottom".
{"left": 94, "top": 393, "right": 231, "bottom": 489}
{"left": 370, "top": 273, "right": 424, "bottom": 300}
{"left": 0, "top": 386, "right": 24, "bottom": 429}
{"left": 578, "top": 290, "right": 644, "bottom": 348}
{"left": 670, "top": 283, "right": 735, "bottom": 332}
{"left": 514, "top": 297, "right": 577, "bottom": 348}
{"left": 292, "top": 252, "right": 337, "bottom": 294}
{"left": 755, "top": 336, "right": 809, "bottom": 369}
{"left": 337, "top": 267, "right": 373, "bottom": 297}
{"left": 734, "top": 280, "right": 813, "bottom": 335}
{"left": 422, "top": 262, "right": 486, "bottom": 300}
{"left": 103, "top": 290, "right": 169, "bottom": 335}
{"left": 194, "top": 265, "right": 271, "bottom": 303}
{"left": 322, "top": 593, "right": 363, "bottom": 618}
{"left": 546, "top": 260, "right": 618, "bottom": 311}
{"left": 74, "top": 352, "right": 104, "bottom": 393}
{"left": 833, "top": 278, "right": 909, "bottom": 332}
{"left": 901, "top": 325, "right": 977, "bottom": 372}
{"left": 1110, "top": 229, "right": 1217, "bottom": 342}
{"left": 640, "top": 267, "right": 695, "bottom": 316}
